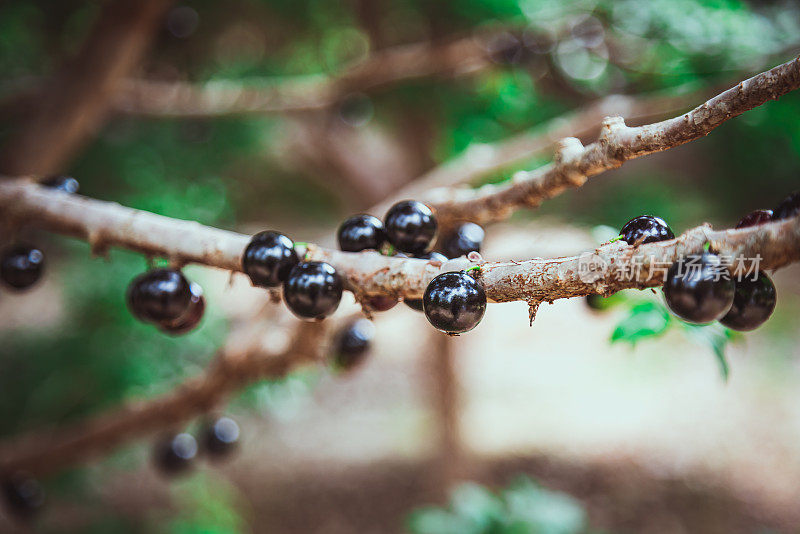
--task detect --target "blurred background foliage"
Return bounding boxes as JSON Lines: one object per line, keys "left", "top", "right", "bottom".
{"left": 0, "top": 0, "right": 799, "bottom": 532}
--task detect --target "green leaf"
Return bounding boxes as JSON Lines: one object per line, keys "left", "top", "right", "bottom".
{"left": 681, "top": 323, "right": 741, "bottom": 382}
{"left": 610, "top": 301, "right": 672, "bottom": 345}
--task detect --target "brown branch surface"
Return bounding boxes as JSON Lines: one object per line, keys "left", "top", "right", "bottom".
{"left": 0, "top": 0, "right": 173, "bottom": 176}
{"left": 2, "top": 180, "right": 799, "bottom": 304}
{"left": 425, "top": 56, "right": 800, "bottom": 227}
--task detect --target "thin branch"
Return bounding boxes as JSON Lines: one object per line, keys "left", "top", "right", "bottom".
{"left": 112, "top": 34, "right": 493, "bottom": 117}
{"left": 0, "top": 320, "right": 326, "bottom": 476}
{"left": 424, "top": 56, "right": 800, "bottom": 227}
{"left": 371, "top": 86, "right": 708, "bottom": 217}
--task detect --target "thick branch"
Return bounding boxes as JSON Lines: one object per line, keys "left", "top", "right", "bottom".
{"left": 2, "top": 181, "right": 798, "bottom": 304}
{"left": 425, "top": 56, "right": 800, "bottom": 227}
{"left": 0, "top": 320, "right": 326, "bottom": 476}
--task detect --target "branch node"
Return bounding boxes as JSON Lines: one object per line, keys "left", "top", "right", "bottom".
{"left": 527, "top": 299, "right": 541, "bottom": 326}
{"left": 87, "top": 231, "right": 109, "bottom": 259}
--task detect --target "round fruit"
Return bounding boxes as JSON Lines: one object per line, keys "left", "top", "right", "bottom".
{"left": 620, "top": 215, "right": 674, "bottom": 245}
{"left": 0, "top": 245, "right": 44, "bottom": 290}
{"left": 772, "top": 191, "right": 800, "bottom": 220}
{"left": 159, "top": 282, "right": 205, "bottom": 334}
{"left": 242, "top": 231, "right": 299, "bottom": 288}
{"left": 42, "top": 175, "right": 79, "bottom": 194}
{"left": 337, "top": 215, "right": 386, "bottom": 252}
{"left": 442, "top": 222, "right": 485, "bottom": 258}
{"left": 154, "top": 432, "right": 198, "bottom": 475}
{"left": 283, "top": 261, "right": 343, "bottom": 319}
{"left": 333, "top": 318, "right": 375, "bottom": 370}
{"left": 404, "top": 252, "right": 447, "bottom": 311}
{"left": 719, "top": 272, "right": 776, "bottom": 331}
{"left": 384, "top": 200, "right": 438, "bottom": 255}
{"left": 366, "top": 295, "right": 398, "bottom": 312}
{"left": 127, "top": 269, "right": 193, "bottom": 323}
{"left": 736, "top": 209, "right": 773, "bottom": 229}
{"left": 663, "top": 252, "right": 735, "bottom": 324}
{"left": 203, "top": 416, "right": 240, "bottom": 457}
{"left": 2, "top": 473, "right": 45, "bottom": 518}
{"left": 585, "top": 294, "right": 609, "bottom": 311}
{"left": 423, "top": 272, "right": 487, "bottom": 334}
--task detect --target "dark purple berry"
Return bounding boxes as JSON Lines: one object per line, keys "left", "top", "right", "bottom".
{"left": 154, "top": 432, "right": 198, "bottom": 475}
{"left": 2, "top": 473, "right": 44, "bottom": 518}
{"left": 663, "top": 253, "right": 734, "bottom": 324}
{"left": 337, "top": 214, "right": 385, "bottom": 253}
{"left": 384, "top": 200, "right": 438, "bottom": 255}
{"left": 159, "top": 282, "right": 205, "bottom": 334}
{"left": 42, "top": 175, "right": 79, "bottom": 194}
{"left": 0, "top": 245, "right": 44, "bottom": 290}
{"left": 736, "top": 209, "right": 773, "bottom": 229}
{"left": 127, "top": 269, "right": 192, "bottom": 323}
{"left": 333, "top": 318, "right": 374, "bottom": 370}
{"left": 405, "top": 252, "right": 447, "bottom": 311}
{"left": 442, "top": 222, "right": 484, "bottom": 258}
{"left": 719, "top": 273, "right": 776, "bottom": 331}
{"left": 242, "top": 231, "right": 299, "bottom": 288}
{"left": 620, "top": 215, "right": 674, "bottom": 245}
{"left": 202, "top": 416, "right": 240, "bottom": 458}
{"left": 772, "top": 191, "right": 800, "bottom": 220}
{"left": 283, "top": 261, "right": 343, "bottom": 320}
{"left": 423, "top": 272, "right": 487, "bottom": 334}
{"left": 366, "top": 295, "right": 398, "bottom": 312}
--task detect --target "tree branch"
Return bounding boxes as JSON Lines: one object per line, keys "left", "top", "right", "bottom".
{"left": 0, "top": 319, "right": 326, "bottom": 476}
{"left": 424, "top": 56, "right": 800, "bottom": 227}
{"left": 112, "top": 34, "right": 493, "bottom": 117}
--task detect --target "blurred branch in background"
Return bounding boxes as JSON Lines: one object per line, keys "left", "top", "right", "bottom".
{"left": 0, "top": 0, "right": 174, "bottom": 177}
{"left": 0, "top": 313, "right": 327, "bottom": 476}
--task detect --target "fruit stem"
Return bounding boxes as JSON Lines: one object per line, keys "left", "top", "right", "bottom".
{"left": 465, "top": 265, "right": 481, "bottom": 273}
{"left": 703, "top": 241, "right": 711, "bottom": 252}
{"left": 609, "top": 235, "right": 624, "bottom": 243}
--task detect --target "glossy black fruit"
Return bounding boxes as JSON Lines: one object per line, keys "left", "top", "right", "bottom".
{"left": 772, "top": 191, "right": 800, "bottom": 220}
{"left": 159, "top": 282, "right": 205, "bottom": 334}
{"left": 154, "top": 432, "right": 198, "bottom": 475}
{"left": 719, "top": 273, "right": 776, "bottom": 331}
{"left": 42, "top": 175, "right": 79, "bottom": 194}
{"left": 203, "top": 416, "right": 240, "bottom": 457}
{"left": 423, "top": 272, "right": 487, "bottom": 334}
{"left": 2, "top": 474, "right": 45, "bottom": 518}
{"left": 127, "top": 269, "right": 193, "bottom": 323}
{"left": 663, "top": 253, "right": 734, "bottom": 324}
{"left": 384, "top": 200, "right": 438, "bottom": 254}
{"left": 442, "top": 222, "right": 485, "bottom": 258}
{"left": 404, "top": 252, "right": 447, "bottom": 311}
{"left": 0, "top": 245, "right": 44, "bottom": 290}
{"left": 242, "top": 231, "right": 299, "bottom": 288}
{"left": 736, "top": 209, "right": 773, "bottom": 229}
{"left": 283, "top": 261, "right": 343, "bottom": 319}
{"left": 337, "top": 215, "right": 386, "bottom": 252}
{"left": 620, "top": 215, "right": 674, "bottom": 245}
{"left": 333, "top": 318, "right": 375, "bottom": 370}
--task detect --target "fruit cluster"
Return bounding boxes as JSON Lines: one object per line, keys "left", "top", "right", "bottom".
{"left": 153, "top": 416, "right": 240, "bottom": 475}
{"left": 336, "top": 201, "right": 487, "bottom": 334}
{"left": 612, "top": 195, "right": 795, "bottom": 332}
